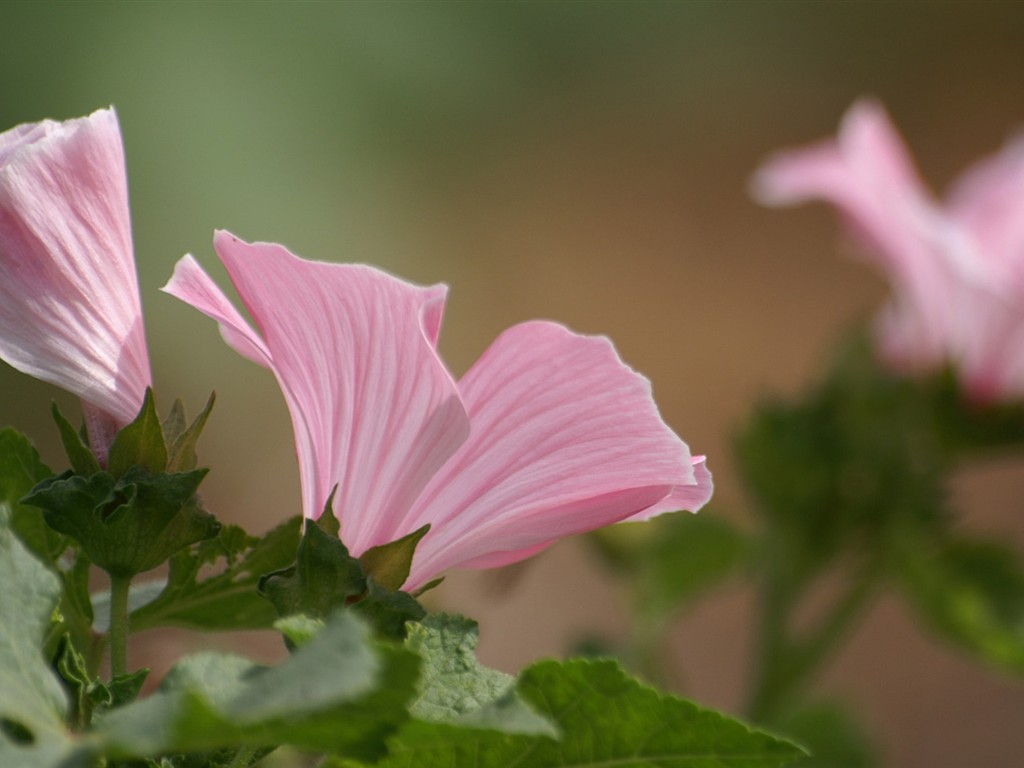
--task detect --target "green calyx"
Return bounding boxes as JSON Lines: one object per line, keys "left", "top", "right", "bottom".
{"left": 23, "top": 389, "right": 220, "bottom": 578}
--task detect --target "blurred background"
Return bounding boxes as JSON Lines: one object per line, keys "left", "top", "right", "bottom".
{"left": 2, "top": 3, "right": 1024, "bottom": 766}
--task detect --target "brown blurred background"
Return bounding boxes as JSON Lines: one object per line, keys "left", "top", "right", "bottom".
{"left": 2, "top": 3, "right": 1024, "bottom": 766}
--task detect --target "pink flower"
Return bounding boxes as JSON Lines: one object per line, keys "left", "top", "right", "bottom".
{"left": 752, "top": 100, "right": 1024, "bottom": 402}
{"left": 164, "top": 232, "right": 711, "bottom": 590}
{"left": 0, "top": 108, "right": 151, "bottom": 457}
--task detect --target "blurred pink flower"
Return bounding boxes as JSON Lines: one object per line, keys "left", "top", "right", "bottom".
{"left": 0, "top": 108, "right": 151, "bottom": 457}
{"left": 753, "top": 100, "right": 1024, "bottom": 402}
{"left": 164, "top": 231, "right": 711, "bottom": 589}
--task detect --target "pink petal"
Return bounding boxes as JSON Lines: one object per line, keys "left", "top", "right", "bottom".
{"left": 402, "top": 321, "right": 709, "bottom": 590}
{"left": 752, "top": 100, "right": 963, "bottom": 371}
{"left": 163, "top": 233, "right": 471, "bottom": 545}
{"left": 947, "top": 134, "right": 1024, "bottom": 285}
{"left": 0, "top": 108, "right": 151, "bottom": 451}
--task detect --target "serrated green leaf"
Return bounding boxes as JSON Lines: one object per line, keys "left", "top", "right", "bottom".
{"left": 166, "top": 393, "right": 215, "bottom": 473}
{"left": 51, "top": 405, "right": 101, "bottom": 477}
{"left": 0, "top": 507, "right": 73, "bottom": 765}
{"left": 130, "top": 517, "right": 301, "bottom": 632}
{"left": 89, "top": 610, "right": 419, "bottom": 763}
{"left": 359, "top": 524, "right": 430, "bottom": 591}
{"left": 0, "top": 427, "right": 60, "bottom": 566}
{"left": 381, "top": 659, "right": 806, "bottom": 768}
{"left": 25, "top": 467, "right": 219, "bottom": 577}
{"left": 405, "top": 614, "right": 554, "bottom": 737}
{"left": 899, "top": 535, "right": 1024, "bottom": 674}
{"left": 108, "top": 389, "right": 168, "bottom": 476}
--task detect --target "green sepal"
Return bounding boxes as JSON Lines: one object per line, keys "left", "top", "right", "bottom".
{"left": 108, "top": 388, "right": 168, "bottom": 477}
{"left": 51, "top": 404, "right": 101, "bottom": 476}
{"left": 258, "top": 511, "right": 367, "bottom": 620}
{"left": 161, "top": 399, "right": 188, "bottom": 447}
{"left": 353, "top": 577, "right": 426, "bottom": 641}
{"left": 359, "top": 523, "right": 430, "bottom": 591}
{"left": 24, "top": 466, "right": 220, "bottom": 578}
{"left": 411, "top": 576, "right": 445, "bottom": 598}
{"left": 166, "top": 393, "right": 216, "bottom": 473}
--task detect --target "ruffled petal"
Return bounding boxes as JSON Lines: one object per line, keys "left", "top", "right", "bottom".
{"left": 165, "top": 232, "right": 471, "bottom": 548}
{"left": 0, "top": 108, "right": 151, "bottom": 438}
{"left": 402, "top": 320, "right": 707, "bottom": 590}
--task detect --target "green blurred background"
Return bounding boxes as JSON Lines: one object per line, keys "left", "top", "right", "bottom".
{"left": 3, "top": 3, "right": 1024, "bottom": 766}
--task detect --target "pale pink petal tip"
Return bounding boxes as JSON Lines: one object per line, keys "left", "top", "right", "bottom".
{"left": 0, "top": 108, "right": 151, "bottom": 445}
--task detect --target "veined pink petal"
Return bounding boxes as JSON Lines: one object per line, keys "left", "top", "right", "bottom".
{"left": 401, "top": 321, "right": 708, "bottom": 590}
{"left": 0, "top": 108, "right": 151, "bottom": 454}
{"left": 163, "top": 233, "right": 471, "bottom": 543}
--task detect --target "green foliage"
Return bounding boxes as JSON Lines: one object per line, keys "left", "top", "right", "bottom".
{"left": 260, "top": 509, "right": 427, "bottom": 641}
{"left": 0, "top": 507, "right": 73, "bottom": 766}
{"left": 166, "top": 393, "right": 216, "bottom": 474}
{"left": 0, "top": 428, "right": 60, "bottom": 566}
{"left": 899, "top": 535, "right": 1024, "bottom": 674}
{"left": 88, "top": 610, "right": 421, "bottom": 764}
{"left": 405, "top": 614, "right": 555, "bottom": 735}
{"left": 130, "top": 517, "right": 302, "bottom": 632}
{"left": 376, "top": 659, "right": 806, "bottom": 768}
{"left": 24, "top": 466, "right": 220, "bottom": 578}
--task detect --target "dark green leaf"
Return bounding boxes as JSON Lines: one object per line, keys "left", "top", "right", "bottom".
{"left": 381, "top": 659, "right": 806, "bottom": 767}
{"left": 0, "top": 428, "right": 60, "bottom": 566}
{"left": 259, "top": 517, "right": 365, "bottom": 620}
{"left": 359, "top": 524, "right": 430, "bottom": 591}
{"left": 51, "top": 405, "right": 101, "bottom": 476}
{"left": 899, "top": 536, "right": 1024, "bottom": 674}
{"left": 108, "top": 389, "right": 168, "bottom": 477}
{"left": 353, "top": 578, "right": 426, "bottom": 641}
{"left": 131, "top": 517, "right": 301, "bottom": 632}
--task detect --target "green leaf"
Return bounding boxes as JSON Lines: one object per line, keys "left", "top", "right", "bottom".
{"left": 259, "top": 516, "right": 366, "bottom": 620}
{"left": 51, "top": 404, "right": 101, "bottom": 476}
{"left": 0, "top": 428, "right": 60, "bottom": 566}
{"left": 359, "top": 524, "right": 430, "bottom": 591}
{"left": 166, "top": 393, "right": 215, "bottom": 473}
{"left": 130, "top": 517, "right": 301, "bottom": 632}
{"left": 108, "top": 389, "right": 168, "bottom": 476}
{"left": 0, "top": 507, "right": 73, "bottom": 765}
{"left": 405, "top": 614, "right": 554, "bottom": 736}
{"left": 899, "top": 535, "right": 1024, "bottom": 674}
{"left": 381, "top": 659, "right": 806, "bottom": 768}
{"left": 25, "top": 467, "right": 220, "bottom": 577}
{"left": 161, "top": 399, "right": 188, "bottom": 448}
{"left": 274, "top": 615, "right": 325, "bottom": 648}
{"left": 89, "top": 610, "right": 420, "bottom": 763}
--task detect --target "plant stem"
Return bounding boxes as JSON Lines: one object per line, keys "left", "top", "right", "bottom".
{"left": 108, "top": 574, "right": 131, "bottom": 678}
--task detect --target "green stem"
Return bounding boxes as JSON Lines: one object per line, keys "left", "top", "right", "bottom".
{"left": 108, "top": 574, "right": 131, "bottom": 679}
{"left": 748, "top": 554, "right": 880, "bottom": 722}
